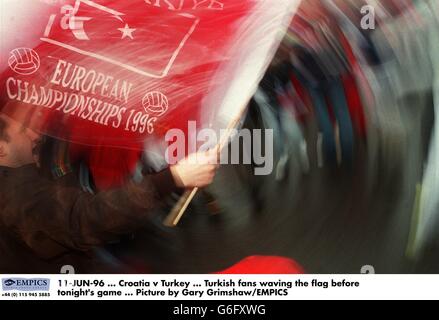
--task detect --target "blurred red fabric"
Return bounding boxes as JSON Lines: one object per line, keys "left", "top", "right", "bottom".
{"left": 217, "top": 256, "right": 304, "bottom": 274}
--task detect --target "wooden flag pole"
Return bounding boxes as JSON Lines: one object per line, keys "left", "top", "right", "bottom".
{"left": 163, "top": 112, "right": 246, "bottom": 227}
{"left": 163, "top": 187, "right": 199, "bottom": 227}
{"left": 161, "top": 0, "right": 298, "bottom": 228}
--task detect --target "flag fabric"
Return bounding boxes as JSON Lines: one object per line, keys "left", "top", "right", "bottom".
{"left": 1, "top": 0, "right": 298, "bottom": 187}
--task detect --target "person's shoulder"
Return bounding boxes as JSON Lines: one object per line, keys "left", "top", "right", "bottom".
{"left": 0, "top": 165, "right": 37, "bottom": 185}
{"left": 0, "top": 164, "right": 66, "bottom": 195}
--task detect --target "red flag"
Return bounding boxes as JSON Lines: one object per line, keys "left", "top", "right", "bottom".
{"left": 1, "top": 0, "right": 298, "bottom": 186}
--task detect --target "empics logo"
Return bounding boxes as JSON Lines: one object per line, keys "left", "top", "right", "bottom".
{"left": 2, "top": 278, "right": 50, "bottom": 292}
{"left": 3, "top": 279, "right": 15, "bottom": 287}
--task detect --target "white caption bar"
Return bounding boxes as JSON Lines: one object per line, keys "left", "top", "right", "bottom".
{"left": 0, "top": 275, "right": 438, "bottom": 300}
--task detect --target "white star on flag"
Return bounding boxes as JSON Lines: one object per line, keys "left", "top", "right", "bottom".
{"left": 118, "top": 24, "right": 136, "bottom": 39}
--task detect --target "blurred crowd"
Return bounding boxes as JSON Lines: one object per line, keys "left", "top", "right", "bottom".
{"left": 227, "top": 0, "right": 439, "bottom": 273}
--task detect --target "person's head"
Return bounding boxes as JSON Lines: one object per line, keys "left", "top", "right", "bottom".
{"left": 0, "top": 113, "right": 42, "bottom": 168}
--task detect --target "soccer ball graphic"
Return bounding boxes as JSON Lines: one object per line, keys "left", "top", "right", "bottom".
{"left": 142, "top": 91, "right": 169, "bottom": 117}
{"left": 8, "top": 48, "right": 40, "bottom": 75}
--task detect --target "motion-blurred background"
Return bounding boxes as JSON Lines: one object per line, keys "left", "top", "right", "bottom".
{"left": 122, "top": 0, "right": 439, "bottom": 274}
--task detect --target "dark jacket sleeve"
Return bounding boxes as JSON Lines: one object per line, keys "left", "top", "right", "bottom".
{"left": 5, "top": 168, "right": 178, "bottom": 259}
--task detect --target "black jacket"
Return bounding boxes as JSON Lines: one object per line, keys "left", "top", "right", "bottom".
{"left": 0, "top": 164, "right": 176, "bottom": 273}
